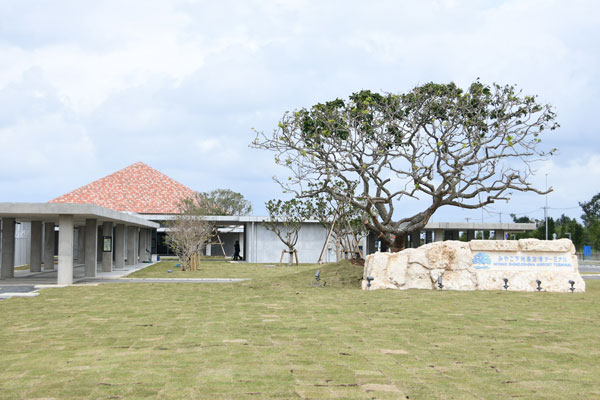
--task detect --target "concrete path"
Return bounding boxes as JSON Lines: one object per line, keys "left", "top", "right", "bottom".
{"left": 0, "top": 261, "right": 248, "bottom": 299}
{"left": 580, "top": 266, "right": 600, "bottom": 273}
{"left": 0, "top": 285, "right": 39, "bottom": 300}
{"left": 78, "top": 277, "right": 248, "bottom": 284}
{"left": 583, "top": 275, "right": 600, "bottom": 280}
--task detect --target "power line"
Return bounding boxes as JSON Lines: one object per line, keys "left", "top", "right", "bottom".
{"left": 485, "top": 207, "right": 544, "bottom": 217}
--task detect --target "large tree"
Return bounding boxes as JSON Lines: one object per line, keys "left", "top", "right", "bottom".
{"left": 252, "top": 81, "right": 558, "bottom": 251}
{"left": 195, "top": 189, "right": 253, "bottom": 216}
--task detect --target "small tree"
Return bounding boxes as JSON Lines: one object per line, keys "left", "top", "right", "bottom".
{"left": 263, "top": 198, "right": 313, "bottom": 265}
{"left": 184, "top": 189, "right": 252, "bottom": 257}
{"left": 312, "top": 191, "right": 368, "bottom": 261}
{"left": 166, "top": 198, "right": 214, "bottom": 271}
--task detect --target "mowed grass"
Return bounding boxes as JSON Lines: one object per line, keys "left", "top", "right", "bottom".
{"left": 1, "top": 261, "right": 599, "bottom": 399}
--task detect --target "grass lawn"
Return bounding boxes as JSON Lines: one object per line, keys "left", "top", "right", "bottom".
{"left": 1, "top": 261, "right": 599, "bottom": 399}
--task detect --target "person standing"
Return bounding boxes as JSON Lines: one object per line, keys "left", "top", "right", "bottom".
{"left": 233, "top": 240, "right": 241, "bottom": 261}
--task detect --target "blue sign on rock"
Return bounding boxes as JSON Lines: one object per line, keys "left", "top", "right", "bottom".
{"left": 472, "top": 252, "right": 492, "bottom": 266}
{"left": 584, "top": 246, "right": 592, "bottom": 258}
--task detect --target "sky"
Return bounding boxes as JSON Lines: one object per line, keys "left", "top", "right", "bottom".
{"left": 0, "top": 0, "right": 599, "bottom": 223}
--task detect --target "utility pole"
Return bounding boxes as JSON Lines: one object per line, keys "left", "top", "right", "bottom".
{"left": 544, "top": 173, "right": 549, "bottom": 240}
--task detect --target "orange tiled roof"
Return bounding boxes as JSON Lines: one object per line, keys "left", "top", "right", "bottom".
{"left": 49, "top": 162, "right": 195, "bottom": 214}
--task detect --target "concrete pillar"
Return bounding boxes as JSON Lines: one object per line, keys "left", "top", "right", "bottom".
{"left": 1, "top": 218, "right": 16, "bottom": 278}
{"left": 494, "top": 230, "right": 505, "bottom": 240}
{"left": 44, "top": 222, "right": 55, "bottom": 270}
{"left": 127, "top": 226, "right": 138, "bottom": 265}
{"left": 76, "top": 227, "right": 85, "bottom": 262}
{"left": 114, "top": 224, "right": 125, "bottom": 269}
{"left": 411, "top": 231, "right": 420, "bottom": 248}
{"left": 467, "top": 230, "right": 475, "bottom": 241}
{"left": 97, "top": 228, "right": 102, "bottom": 262}
{"left": 433, "top": 229, "right": 444, "bottom": 242}
{"left": 425, "top": 231, "right": 433, "bottom": 244}
{"left": 57, "top": 215, "right": 74, "bottom": 285}
{"left": 139, "top": 228, "right": 150, "bottom": 262}
{"left": 147, "top": 229, "right": 152, "bottom": 260}
{"left": 84, "top": 219, "right": 97, "bottom": 278}
{"left": 445, "top": 230, "right": 458, "bottom": 241}
{"left": 29, "top": 221, "right": 43, "bottom": 272}
{"left": 146, "top": 229, "right": 151, "bottom": 261}
{"left": 138, "top": 229, "right": 145, "bottom": 262}
{"left": 145, "top": 229, "right": 151, "bottom": 261}
{"left": 101, "top": 222, "right": 113, "bottom": 272}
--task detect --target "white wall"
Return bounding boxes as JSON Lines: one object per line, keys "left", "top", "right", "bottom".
{"left": 246, "top": 222, "right": 328, "bottom": 264}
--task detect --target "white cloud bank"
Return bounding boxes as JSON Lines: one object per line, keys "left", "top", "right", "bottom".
{"left": 0, "top": 0, "right": 599, "bottom": 219}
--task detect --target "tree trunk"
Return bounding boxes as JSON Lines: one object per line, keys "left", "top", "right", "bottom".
{"left": 389, "top": 233, "right": 407, "bottom": 253}
{"left": 288, "top": 248, "right": 294, "bottom": 266}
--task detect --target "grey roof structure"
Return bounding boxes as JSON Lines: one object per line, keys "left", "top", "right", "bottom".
{"left": 0, "top": 203, "right": 158, "bottom": 228}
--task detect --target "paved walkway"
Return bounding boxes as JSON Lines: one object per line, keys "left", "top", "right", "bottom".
{"left": 0, "top": 262, "right": 248, "bottom": 300}
{"left": 583, "top": 275, "right": 600, "bottom": 280}
{"left": 580, "top": 265, "right": 600, "bottom": 273}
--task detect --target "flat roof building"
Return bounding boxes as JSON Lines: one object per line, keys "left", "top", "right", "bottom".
{"left": 0, "top": 162, "right": 537, "bottom": 285}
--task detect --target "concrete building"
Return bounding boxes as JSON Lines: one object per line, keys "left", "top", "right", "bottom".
{"left": 0, "top": 203, "right": 158, "bottom": 285}
{"left": 0, "top": 162, "right": 538, "bottom": 284}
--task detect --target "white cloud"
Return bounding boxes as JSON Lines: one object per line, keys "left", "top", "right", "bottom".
{"left": 0, "top": 0, "right": 598, "bottom": 217}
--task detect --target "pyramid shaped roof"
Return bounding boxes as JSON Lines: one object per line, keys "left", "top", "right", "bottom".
{"left": 49, "top": 162, "right": 195, "bottom": 214}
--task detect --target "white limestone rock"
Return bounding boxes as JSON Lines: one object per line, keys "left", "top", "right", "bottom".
{"left": 386, "top": 251, "right": 409, "bottom": 288}
{"left": 441, "top": 269, "right": 479, "bottom": 291}
{"left": 362, "top": 252, "right": 396, "bottom": 290}
{"left": 470, "top": 240, "right": 519, "bottom": 252}
{"left": 405, "top": 263, "right": 434, "bottom": 289}
{"left": 518, "top": 238, "right": 574, "bottom": 253}
{"left": 477, "top": 270, "right": 585, "bottom": 292}
{"left": 362, "top": 239, "right": 585, "bottom": 292}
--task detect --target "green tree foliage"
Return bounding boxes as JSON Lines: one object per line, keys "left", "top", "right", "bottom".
{"left": 585, "top": 220, "right": 600, "bottom": 251}
{"left": 263, "top": 199, "right": 314, "bottom": 265}
{"left": 195, "top": 189, "right": 253, "bottom": 216}
{"left": 253, "top": 81, "right": 558, "bottom": 251}
{"left": 580, "top": 192, "right": 600, "bottom": 227}
{"left": 510, "top": 214, "right": 585, "bottom": 251}
{"left": 554, "top": 214, "right": 584, "bottom": 249}
{"left": 580, "top": 192, "right": 600, "bottom": 250}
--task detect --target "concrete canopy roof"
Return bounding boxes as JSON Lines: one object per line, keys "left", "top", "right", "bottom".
{"left": 0, "top": 203, "right": 159, "bottom": 228}
{"left": 140, "top": 214, "right": 535, "bottom": 231}
{"left": 424, "top": 222, "right": 536, "bottom": 231}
